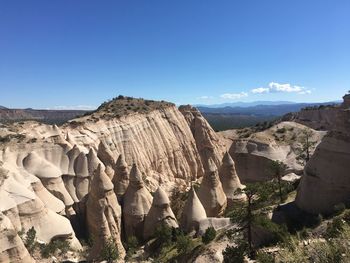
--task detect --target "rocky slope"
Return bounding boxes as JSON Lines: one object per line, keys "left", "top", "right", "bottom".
{"left": 295, "top": 94, "right": 350, "bottom": 214}
{"left": 0, "top": 97, "right": 227, "bottom": 261}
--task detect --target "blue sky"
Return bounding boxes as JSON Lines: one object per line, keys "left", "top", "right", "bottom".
{"left": 0, "top": 1, "right": 349, "bottom": 109}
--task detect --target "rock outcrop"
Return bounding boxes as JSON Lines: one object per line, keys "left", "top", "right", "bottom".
{"left": 295, "top": 95, "right": 350, "bottom": 214}
{"left": 179, "top": 105, "right": 225, "bottom": 173}
{"left": 181, "top": 187, "right": 207, "bottom": 233}
{"left": 113, "top": 154, "right": 129, "bottom": 198}
{"left": 219, "top": 152, "right": 245, "bottom": 205}
{"left": 86, "top": 164, "right": 125, "bottom": 259}
{"left": 197, "top": 159, "right": 227, "bottom": 217}
{"left": 0, "top": 212, "right": 34, "bottom": 263}
{"left": 143, "top": 186, "right": 178, "bottom": 240}
{"left": 123, "top": 164, "right": 153, "bottom": 240}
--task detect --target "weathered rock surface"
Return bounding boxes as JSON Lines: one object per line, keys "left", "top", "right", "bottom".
{"left": 113, "top": 154, "right": 129, "bottom": 198}
{"left": 0, "top": 212, "right": 34, "bottom": 263}
{"left": 295, "top": 95, "right": 350, "bottom": 214}
{"left": 181, "top": 187, "right": 207, "bottom": 233}
{"left": 219, "top": 152, "right": 244, "bottom": 204}
{"left": 221, "top": 121, "right": 325, "bottom": 182}
{"left": 197, "top": 159, "right": 227, "bottom": 217}
{"left": 86, "top": 164, "right": 125, "bottom": 259}
{"left": 123, "top": 164, "right": 153, "bottom": 240}
{"left": 143, "top": 186, "right": 178, "bottom": 240}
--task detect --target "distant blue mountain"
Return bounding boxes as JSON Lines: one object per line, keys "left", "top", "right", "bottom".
{"left": 197, "top": 101, "right": 340, "bottom": 116}
{"left": 195, "top": 101, "right": 296, "bottom": 108}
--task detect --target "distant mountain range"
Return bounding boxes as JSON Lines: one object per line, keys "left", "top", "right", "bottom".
{"left": 197, "top": 101, "right": 340, "bottom": 116}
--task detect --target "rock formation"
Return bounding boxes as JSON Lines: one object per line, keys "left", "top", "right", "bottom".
{"left": 295, "top": 95, "right": 350, "bottom": 214}
{"left": 181, "top": 187, "right": 207, "bottom": 233}
{"left": 86, "top": 164, "right": 125, "bottom": 259}
{"left": 197, "top": 159, "right": 227, "bottom": 217}
{"left": 113, "top": 154, "right": 129, "bottom": 198}
{"left": 123, "top": 164, "right": 153, "bottom": 240}
{"left": 74, "top": 152, "right": 90, "bottom": 200}
{"left": 143, "top": 186, "right": 178, "bottom": 240}
{"left": 179, "top": 105, "right": 225, "bottom": 170}
{"left": 0, "top": 212, "right": 34, "bottom": 263}
{"left": 219, "top": 152, "right": 245, "bottom": 205}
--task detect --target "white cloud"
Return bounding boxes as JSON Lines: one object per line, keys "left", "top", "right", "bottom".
{"left": 251, "top": 82, "right": 312, "bottom": 95}
{"left": 198, "top": 96, "right": 211, "bottom": 100}
{"left": 220, "top": 92, "right": 248, "bottom": 100}
{"left": 251, "top": 87, "right": 269, "bottom": 94}
{"left": 49, "top": 105, "right": 97, "bottom": 110}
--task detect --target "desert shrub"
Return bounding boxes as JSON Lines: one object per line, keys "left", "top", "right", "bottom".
{"left": 222, "top": 242, "right": 247, "bottom": 263}
{"left": 276, "top": 127, "right": 286, "bottom": 133}
{"left": 176, "top": 234, "right": 193, "bottom": 255}
{"left": 24, "top": 227, "right": 37, "bottom": 254}
{"left": 202, "top": 227, "right": 216, "bottom": 244}
{"left": 100, "top": 237, "right": 119, "bottom": 262}
{"left": 254, "top": 216, "right": 290, "bottom": 246}
{"left": 125, "top": 236, "right": 138, "bottom": 258}
{"left": 325, "top": 217, "right": 345, "bottom": 238}
{"left": 40, "top": 239, "right": 70, "bottom": 258}
{"left": 154, "top": 224, "right": 173, "bottom": 248}
{"left": 256, "top": 251, "right": 275, "bottom": 263}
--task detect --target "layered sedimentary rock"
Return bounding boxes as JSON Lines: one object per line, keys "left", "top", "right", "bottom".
{"left": 181, "top": 187, "right": 207, "bottom": 233}
{"left": 197, "top": 159, "right": 227, "bottom": 217}
{"left": 0, "top": 212, "right": 34, "bottom": 263}
{"left": 123, "top": 164, "right": 153, "bottom": 240}
{"left": 219, "top": 152, "right": 244, "bottom": 204}
{"left": 179, "top": 105, "right": 225, "bottom": 170}
{"left": 113, "top": 154, "right": 129, "bottom": 198}
{"left": 74, "top": 152, "right": 90, "bottom": 200}
{"left": 221, "top": 121, "right": 325, "bottom": 182}
{"left": 86, "top": 164, "right": 125, "bottom": 259}
{"left": 143, "top": 187, "right": 178, "bottom": 240}
{"left": 295, "top": 96, "right": 350, "bottom": 214}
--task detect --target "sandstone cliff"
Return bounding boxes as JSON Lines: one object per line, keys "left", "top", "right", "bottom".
{"left": 295, "top": 95, "right": 350, "bottom": 214}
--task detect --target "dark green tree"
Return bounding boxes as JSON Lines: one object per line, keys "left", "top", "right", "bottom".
{"left": 269, "top": 160, "right": 287, "bottom": 204}
{"left": 229, "top": 182, "right": 273, "bottom": 259}
{"left": 100, "top": 237, "right": 119, "bottom": 262}
{"left": 296, "top": 129, "right": 317, "bottom": 164}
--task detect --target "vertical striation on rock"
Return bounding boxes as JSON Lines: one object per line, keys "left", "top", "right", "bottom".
{"left": 86, "top": 164, "right": 125, "bottom": 260}
{"left": 74, "top": 152, "right": 90, "bottom": 200}
{"left": 197, "top": 158, "right": 227, "bottom": 217}
{"left": 143, "top": 186, "right": 178, "bottom": 240}
{"left": 123, "top": 164, "right": 152, "bottom": 240}
{"left": 295, "top": 95, "right": 350, "bottom": 214}
{"left": 113, "top": 154, "right": 129, "bottom": 198}
{"left": 180, "top": 187, "right": 207, "bottom": 233}
{"left": 219, "top": 152, "right": 245, "bottom": 205}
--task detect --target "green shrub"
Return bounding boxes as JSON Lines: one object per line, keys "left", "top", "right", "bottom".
{"left": 222, "top": 243, "right": 247, "bottom": 263}
{"left": 125, "top": 236, "right": 138, "bottom": 258}
{"left": 202, "top": 227, "right": 216, "bottom": 244}
{"left": 24, "top": 227, "right": 37, "bottom": 254}
{"left": 100, "top": 237, "right": 119, "bottom": 262}
{"left": 325, "top": 217, "right": 345, "bottom": 238}
{"left": 276, "top": 127, "right": 286, "bottom": 133}
{"left": 254, "top": 216, "right": 290, "bottom": 246}
{"left": 154, "top": 224, "right": 173, "bottom": 248}
{"left": 176, "top": 234, "right": 193, "bottom": 255}
{"left": 256, "top": 251, "right": 275, "bottom": 263}
{"left": 40, "top": 239, "right": 70, "bottom": 258}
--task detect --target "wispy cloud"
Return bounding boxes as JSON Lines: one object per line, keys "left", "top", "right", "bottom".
{"left": 220, "top": 92, "right": 248, "bottom": 100}
{"left": 48, "top": 105, "right": 97, "bottom": 110}
{"left": 251, "top": 82, "right": 312, "bottom": 95}
{"left": 197, "top": 96, "right": 212, "bottom": 100}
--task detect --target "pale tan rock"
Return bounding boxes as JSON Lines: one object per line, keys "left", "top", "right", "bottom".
{"left": 98, "top": 141, "right": 116, "bottom": 167}
{"left": 87, "top": 148, "right": 104, "bottom": 178}
{"left": 219, "top": 152, "right": 245, "bottom": 204}
{"left": 197, "top": 159, "right": 227, "bottom": 217}
{"left": 143, "top": 186, "right": 178, "bottom": 240}
{"left": 86, "top": 164, "right": 125, "bottom": 260}
{"left": 181, "top": 187, "right": 207, "bottom": 233}
{"left": 295, "top": 96, "right": 350, "bottom": 214}
{"left": 22, "top": 152, "right": 74, "bottom": 207}
{"left": 0, "top": 212, "right": 34, "bottom": 263}
{"left": 74, "top": 152, "right": 90, "bottom": 200}
{"left": 113, "top": 154, "right": 129, "bottom": 198}
{"left": 179, "top": 105, "right": 225, "bottom": 170}
{"left": 123, "top": 164, "right": 152, "bottom": 240}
